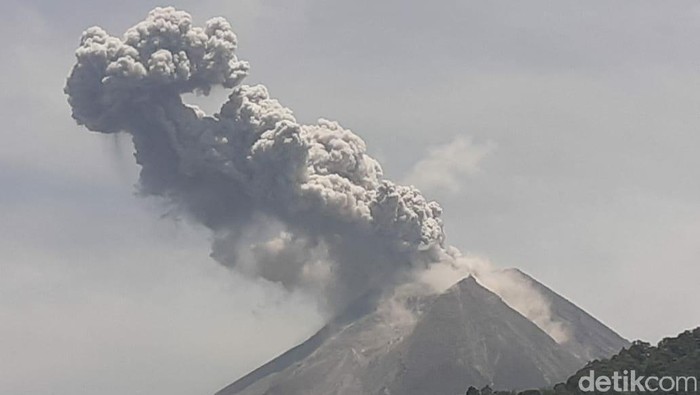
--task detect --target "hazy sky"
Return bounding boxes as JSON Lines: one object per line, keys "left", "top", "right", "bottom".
{"left": 2, "top": 1, "right": 699, "bottom": 394}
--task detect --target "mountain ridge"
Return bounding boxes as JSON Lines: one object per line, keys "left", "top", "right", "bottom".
{"left": 502, "top": 268, "right": 629, "bottom": 361}
{"left": 217, "top": 272, "right": 629, "bottom": 395}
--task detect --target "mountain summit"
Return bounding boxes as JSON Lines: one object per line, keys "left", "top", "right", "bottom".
{"left": 217, "top": 272, "right": 628, "bottom": 395}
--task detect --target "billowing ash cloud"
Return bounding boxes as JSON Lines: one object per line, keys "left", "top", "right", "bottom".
{"left": 65, "top": 8, "right": 569, "bottom": 343}
{"left": 65, "top": 7, "right": 451, "bottom": 312}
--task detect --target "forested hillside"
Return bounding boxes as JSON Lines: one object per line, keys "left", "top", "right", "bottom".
{"left": 465, "top": 327, "right": 700, "bottom": 395}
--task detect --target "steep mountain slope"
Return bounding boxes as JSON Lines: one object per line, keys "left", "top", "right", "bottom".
{"left": 217, "top": 276, "right": 617, "bottom": 395}
{"left": 502, "top": 269, "right": 629, "bottom": 361}
{"left": 380, "top": 277, "right": 583, "bottom": 394}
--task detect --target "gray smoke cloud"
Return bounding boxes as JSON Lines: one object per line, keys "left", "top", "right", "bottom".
{"left": 64, "top": 8, "right": 570, "bottom": 343}
{"left": 65, "top": 7, "right": 451, "bottom": 313}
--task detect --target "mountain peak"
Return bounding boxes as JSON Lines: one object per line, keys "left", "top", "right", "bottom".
{"left": 452, "top": 274, "right": 479, "bottom": 289}
{"left": 217, "top": 270, "right": 629, "bottom": 395}
{"left": 445, "top": 275, "right": 502, "bottom": 305}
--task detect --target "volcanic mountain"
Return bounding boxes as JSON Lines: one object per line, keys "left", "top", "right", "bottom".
{"left": 217, "top": 271, "right": 628, "bottom": 395}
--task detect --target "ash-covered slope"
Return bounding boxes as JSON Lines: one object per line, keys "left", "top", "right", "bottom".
{"left": 502, "top": 269, "right": 629, "bottom": 361}
{"left": 380, "top": 277, "right": 582, "bottom": 394}
{"left": 217, "top": 276, "right": 613, "bottom": 395}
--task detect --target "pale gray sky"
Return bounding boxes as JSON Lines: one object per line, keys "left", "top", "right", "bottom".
{"left": 2, "top": 1, "right": 699, "bottom": 394}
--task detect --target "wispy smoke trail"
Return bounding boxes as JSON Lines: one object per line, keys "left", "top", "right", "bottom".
{"left": 65, "top": 7, "right": 568, "bottom": 342}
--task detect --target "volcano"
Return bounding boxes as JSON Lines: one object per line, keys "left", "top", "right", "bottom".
{"left": 217, "top": 271, "right": 628, "bottom": 395}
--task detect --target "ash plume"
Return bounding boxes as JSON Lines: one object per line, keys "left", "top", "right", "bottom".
{"left": 65, "top": 6, "right": 568, "bottom": 341}
{"left": 65, "top": 7, "right": 448, "bottom": 312}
